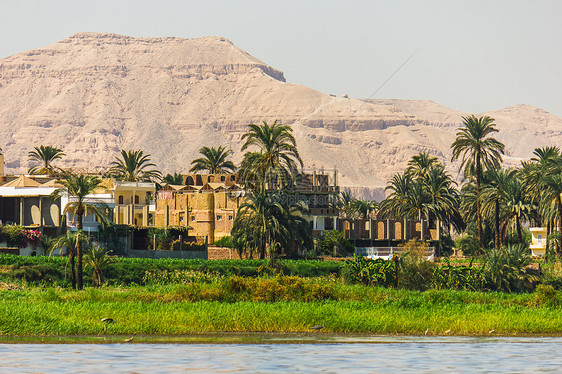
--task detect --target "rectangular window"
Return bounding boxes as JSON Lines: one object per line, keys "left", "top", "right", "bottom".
{"left": 538, "top": 234, "right": 542, "bottom": 244}
{"left": 229, "top": 215, "right": 234, "bottom": 221}
{"left": 216, "top": 215, "right": 222, "bottom": 221}
{"left": 191, "top": 216, "right": 196, "bottom": 221}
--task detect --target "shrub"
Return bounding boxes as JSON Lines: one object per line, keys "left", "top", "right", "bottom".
{"left": 342, "top": 255, "right": 396, "bottom": 287}
{"left": 483, "top": 244, "right": 538, "bottom": 292}
{"left": 432, "top": 258, "right": 484, "bottom": 291}
{"left": 531, "top": 284, "right": 562, "bottom": 307}
{"left": 398, "top": 247, "right": 436, "bottom": 291}
{"left": 315, "top": 230, "right": 354, "bottom": 257}
{"left": 214, "top": 236, "right": 234, "bottom": 248}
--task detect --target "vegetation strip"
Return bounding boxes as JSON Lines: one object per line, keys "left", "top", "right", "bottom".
{"left": 1, "top": 285, "right": 561, "bottom": 336}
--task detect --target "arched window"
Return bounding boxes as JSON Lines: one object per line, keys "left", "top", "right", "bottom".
{"left": 118, "top": 195, "right": 124, "bottom": 204}
{"left": 186, "top": 176, "right": 194, "bottom": 185}
{"left": 208, "top": 176, "right": 213, "bottom": 182}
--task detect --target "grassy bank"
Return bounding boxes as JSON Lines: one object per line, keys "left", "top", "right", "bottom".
{"left": 1, "top": 284, "right": 562, "bottom": 336}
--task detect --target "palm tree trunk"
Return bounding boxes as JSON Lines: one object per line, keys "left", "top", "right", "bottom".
{"left": 476, "top": 155, "right": 483, "bottom": 252}
{"left": 495, "top": 199, "right": 500, "bottom": 249}
{"left": 558, "top": 199, "right": 562, "bottom": 255}
{"left": 69, "top": 249, "right": 76, "bottom": 290}
{"left": 516, "top": 215, "right": 523, "bottom": 244}
{"left": 546, "top": 220, "right": 551, "bottom": 254}
{"left": 77, "top": 206, "right": 84, "bottom": 290}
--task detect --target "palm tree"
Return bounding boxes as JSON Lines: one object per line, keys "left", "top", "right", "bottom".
{"left": 54, "top": 173, "right": 108, "bottom": 290}
{"left": 109, "top": 150, "right": 161, "bottom": 182}
{"left": 336, "top": 191, "right": 357, "bottom": 218}
{"left": 162, "top": 172, "right": 184, "bottom": 185}
{"left": 500, "top": 173, "right": 535, "bottom": 244}
{"left": 49, "top": 231, "right": 89, "bottom": 290}
{"left": 352, "top": 199, "right": 379, "bottom": 219}
{"left": 480, "top": 168, "right": 511, "bottom": 249}
{"left": 405, "top": 151, "right": 439, "bottom": 180}
{"left": 520, "top": 147, "right": 562, "bottom": 253}
{"left": 232, "top": 191, "right": 311, "bottom": 265}
{"left": 382, "top": 156, "right": 462, "bottom": 239}
{"left": 381, "top": 172, "right": 428, "bottom": 222}
{"left": 238, "top": 121, "right": 303, "bottom": 191}
{"left": 451, "top": 115, "right": 505, "bottom": 251}
{"left": 28, "top": 145, "right": 65, "bottom": 176}
{"left": 541, "top": 173, "right": 562, "bottom": 254}
{"left": 190, "top": 146, "right": 236, "bottom": 174}
{"left": 84, "top": 245, "right": 115, "bottom": 287}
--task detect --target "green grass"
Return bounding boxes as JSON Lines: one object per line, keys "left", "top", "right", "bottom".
{"left": 1, "top": 284, "right": 561, "bottom": 336}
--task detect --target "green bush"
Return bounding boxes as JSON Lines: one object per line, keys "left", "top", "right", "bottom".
{"left": 531, "top": 284, "right": 562, "bottom": 307}
{"left": 214, "top": 236, "right": 234, "bottom": 248}
{"left": 432, "top": 258, "right": 484, "bottom": 291}
{"left": 398, "top": 249, "right": 436, "bottom": 291}
{"left": 483, "top": 244, "right": 538, "bottom": 292}
{"left": 539, "top": 258, "right": 562, "bottom": 289}
{"left": 315, "top": 230, "right": 354, "bottom": 257}
{"left": 342, "top": 255, "right": 396, "bottom": 287}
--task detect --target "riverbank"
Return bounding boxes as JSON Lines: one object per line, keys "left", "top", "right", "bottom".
{"left": 1, "top": 285, "right": 561, "bottom": 337}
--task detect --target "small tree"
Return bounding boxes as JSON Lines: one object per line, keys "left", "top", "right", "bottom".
{"left": 84, "top": 246, "right": 115, "bottom": 287}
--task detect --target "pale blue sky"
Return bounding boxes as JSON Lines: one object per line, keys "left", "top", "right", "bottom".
{"left": 2, "top": 0, "right": 561, "bottom": 116}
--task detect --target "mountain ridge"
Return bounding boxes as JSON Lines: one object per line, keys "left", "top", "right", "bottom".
{"left": 0, "top": 32, "right": 560, "bottom": 199}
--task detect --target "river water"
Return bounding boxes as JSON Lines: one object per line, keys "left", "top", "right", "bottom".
{"left": 1, "top": 336, "right": 561, "bottom": 373}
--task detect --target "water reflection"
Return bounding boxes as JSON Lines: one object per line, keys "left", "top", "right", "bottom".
{"left": 1, "top": 337, "right": 562, "bottom": 373}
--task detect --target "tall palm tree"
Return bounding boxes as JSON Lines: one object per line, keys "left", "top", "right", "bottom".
{"left": 405, "top": 151, "right": 439, "bottom": 180}
{"left": 54, "top": 174, "right": 108, "bottom": 290}
{"left": 190, "top": 146, "right": 236, "bottom": 174}
{"left": 520, "top": 147, "right": 562, "bottom": 253}
{"left": 500, "top": 173, "right": 535, "bottom": 244}
{"left": 480, "top": 168, "right": 512, "bottom": 249}
{"left": 28, "top": 145, "right": 65, "bottom": 176}
{"left": 239, "top": 120, "right": 303, "bottom": 191}
{"left": 162, "top": 172, "right": 184, "bottom": 185}
{"left": 541, "top": 173, "right": 562, "bottom": 254}
{"left": 49, "top": 231, "right": 89, "bottom": 290}
{"left": 451, "top": 115, "right": 505, "bottom": 251}
{"left": 109, "top": 150, "right": 161, "bottom": 182}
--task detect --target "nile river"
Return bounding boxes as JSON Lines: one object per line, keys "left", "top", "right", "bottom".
{"left": 1, "top": 336, "right": 561, "bottom": 373}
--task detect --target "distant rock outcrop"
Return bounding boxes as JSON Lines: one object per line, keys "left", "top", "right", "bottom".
{"left": 1, "top": 32, "right": 561, "bottom": 198}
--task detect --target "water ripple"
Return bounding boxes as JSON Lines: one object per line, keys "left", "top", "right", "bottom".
{"left": 1, "top": 337, "right": 562, "bottom": 373}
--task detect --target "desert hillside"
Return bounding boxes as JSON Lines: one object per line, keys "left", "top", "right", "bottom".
{"left": 1, "top": 32, "right": 560, "bottom": 199}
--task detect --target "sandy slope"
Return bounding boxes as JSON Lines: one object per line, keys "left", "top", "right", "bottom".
{"left": 1, "top": 33, "right": 560, "bottom": 199}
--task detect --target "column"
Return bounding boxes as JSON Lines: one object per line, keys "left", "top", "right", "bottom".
{"left": 20, "top": 197, "right": 24, "bottom": 225}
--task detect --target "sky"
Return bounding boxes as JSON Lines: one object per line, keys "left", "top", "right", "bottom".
{"left": 1, "top": 0, "right": 561, "bottom": 116}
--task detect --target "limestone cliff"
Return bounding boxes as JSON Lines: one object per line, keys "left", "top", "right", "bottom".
{"left": 1, "top": 33, "right": 561, "bottom": 198}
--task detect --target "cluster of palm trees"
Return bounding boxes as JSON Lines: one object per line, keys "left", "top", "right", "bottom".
{"left": 232, "top": 121, "right": 311, "bottom": 265}
{"left": 378, "top": 114, "right": 562, "bottom": 255}
{"left": 380, "top": 151, "right": 462, "bottom": 238}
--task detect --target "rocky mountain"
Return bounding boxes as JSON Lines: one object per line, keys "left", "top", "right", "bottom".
{"left": 1, "top": 32, "right": 561, "bottom": 200}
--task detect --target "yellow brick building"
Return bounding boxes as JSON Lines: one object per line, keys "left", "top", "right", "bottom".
{"left": 155, "top": 178, "right": 244, "bottom": 244}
